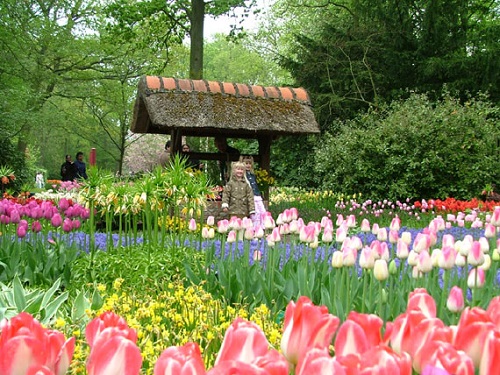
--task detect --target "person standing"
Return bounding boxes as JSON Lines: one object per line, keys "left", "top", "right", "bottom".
{"left": 240, "top": 155, "right": 266, "bottom": 228}
{"left": 214, "top": 136, "right": 240, "bottom": 184}
{"left": 221, "top": 162, "right": 255, "bottom": 219}
{"left": 74, "top": 151, "right": 88, "bottom": 179}
{"left": 61, "top": 155, "right": 77, "bottom": 181}
{"left": 182, "top": 143, "right": 203, "bottom": 171}
{"left": 158, "top": 140, "right": 172, "bottom": 168}
{"left": 35, "top": 171, "right": 45, "bottom": 189}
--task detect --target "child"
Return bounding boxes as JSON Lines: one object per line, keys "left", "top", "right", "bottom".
{"left": 240, "top": 155, "right": 266, "bottom": 228}
{"left": 221, "top": 162, "right": 255, "bottom": 219}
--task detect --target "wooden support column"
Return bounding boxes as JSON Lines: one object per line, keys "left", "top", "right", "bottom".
{"left": 258, "top": 136, "right": 272, "bottom": 202}
{"left": 171, "top": 130, "right": 183, "bottom": 156}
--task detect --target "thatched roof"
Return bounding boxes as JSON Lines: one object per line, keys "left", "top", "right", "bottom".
{"left": 130, "top": 76, "right": 320, "bottom": 138}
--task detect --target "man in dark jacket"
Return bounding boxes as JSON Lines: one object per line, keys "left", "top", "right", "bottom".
{"left": 61, "top": 155, "right": 77, "bottom": 181}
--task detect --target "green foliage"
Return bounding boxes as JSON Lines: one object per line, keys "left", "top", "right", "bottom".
{"left": 0, "top": 276, "right": 68, "bottom": 324}
{"left": 314, "top": 92, "right": 500, "bottom": 200}
{"left": 0, "top": 137, "right": 28, "bottom": 191}
{"left": 0, "top": 237, "right": 79, "bottom": 288}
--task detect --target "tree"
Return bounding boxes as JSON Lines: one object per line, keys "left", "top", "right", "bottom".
{"left": 104, "top": 0, "right": 257, "bottom": 79}
{"left": 269, "top": 0, "right": 500, "bottom": 128}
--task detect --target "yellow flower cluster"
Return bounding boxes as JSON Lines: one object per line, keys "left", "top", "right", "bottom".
{"left": 65, "top": 279, "right": 282, "bottom": 374}
{"left": 255, "top": 168, "right": 275, "bottom": 190}
{"left": 157, "top": 215, "right": 189, "bottom": 233}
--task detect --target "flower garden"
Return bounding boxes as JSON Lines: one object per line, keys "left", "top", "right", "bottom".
{"left": 1, "top": 160, "right": 500, "bottom": 375}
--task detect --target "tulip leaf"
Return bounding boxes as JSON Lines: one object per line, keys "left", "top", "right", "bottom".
{"left": 24, "top": 293, "right": 44, "bottom": 315}
{"left": 41, "top": 291, "right": 68, "bottom": 325}
{"left": 41, "top": 278, "right": 61, "bottom": 309}
{"left": 72, "top": 289, "right": 90, "bottom": 322}
{"left": 12, "top": 275, "right": 26, "bottom": 311}
{"left": 91, "top": 289, "right": 103, "bottom": 311}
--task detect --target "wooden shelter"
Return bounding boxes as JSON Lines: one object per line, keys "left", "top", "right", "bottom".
{"left": 130, "top": 76, "right": 320, "bottom": 174}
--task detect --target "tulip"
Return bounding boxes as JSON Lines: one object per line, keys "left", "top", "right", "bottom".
{"left": 438, "top": 246, "right": 456, "bottom": 269}
{"left": 373, "top": 259, "right": 389, "bottom": 281}
{"left": 244, "top": 227, "right": 254, "bottom": 240}
{"left": 31, "top": 220, "right": 42, "bottom": 233}
{"left": 214, "top": 318, "right": 269, "bottom": 366}
{"left": 188, "top": 218, "right": 197, "bottom": 231}
{"left": 281, "top": 296, "right": 340, "bottom": 365}
{"left": 254, "top": 226, "right": 264, "bottom": 239}
{"left": 478, "top": 237, "right": 489, "bottom": 253}
{"left": 455, "top": 307, "right": 495, "bottom": 367}
{"left": 251, "top": 349, "right": 289, "bottom": 375}
{"left": 446, "top": 286, "right": 465, "bottom": 313}
{"left": 296, "top": 348, "right": 346, "bottom": 375}
{"left": 202, "top": 227, "right": 211, "bottom": 239}
{"left": 335, "top": 312, "right": 383, "bottom": 357}
{"left": 206, "top": 361, "right": 267, "bottom": 375}
{"left": 407, "top": 288, "right": 436, "bottom": 318}
{"left": 413, "top": 233, "right": 430, "bottom": 253}
{"left": 390, "top": 216, "right": 401, "bottom": 231}
{"left": 389, "top": 229, "right": 399, "bottom": 244}
{"left": 484, "top": 223, "right": 496, "bottom": 238}
{"left": 206, "top": 215, "right": 215, "bottom": 226}
{"left": 217, "top": 219, "right": 229, "bottom": 234}
{"left": 419, "top": 341, "right": 474, "bottom": 375}
{"left": 226, "top": 230, "right": 237, "bottom": 243}
{"left": 400, "top": 231, "right": 412, "bottom": 246}
{"left": 371, "top": 223, "right": 380, "bottom": 235}
{"left": 377, "top": 227, "right": 388, "bottom": 242}
{"left": 253, "top": 250, "right": 262, "bottom": 261}
{"left": 396, "top": 239, "right": 409, "bottom": 259}
{"left": 359, "top": 246, "right": 376, "bottom": 269}
{"left": 154, "top": 342, "right": 206, "bottom": 375}
{"left": 17, "top": 223, "right": 27, "bottom": 238}
{"left": 321, "top": 228, "right": 333, "bottom": 243}
{"left": 360, "top": 218, "right": 371, "bottom": 232}
{"left": 342, "top": 247, "right": 357, "bottom": 267}
{"left": 0, "top": 312, "right": 75, "bottom": 375}
{"left": 479, "top": 254, "right": 491, "bottom": 271}
{"left": 335, "top": 224, "right": 348, "bottom": 243}
{"left": 62, "top": 218, "right": 73, "bottom": 233}
{"left": 331, "top": 251, "right": 343, "bottom": 268}
{"left": 480, "top": 330, "right": 500, "bottom": 375}
{"left": 491, "top": 206, "right": 500, "bottom": 226}
{"left": 417, "top": 250, "right": 433, "bottom": 273}
{"left": 467, "top": 268, "right": 485, "bottom": 289}
{"left": 51, "top": 213, "right": 62, "bottom": 228}
{"left": 85, "top": 312, "right": 142, "bottom": 375}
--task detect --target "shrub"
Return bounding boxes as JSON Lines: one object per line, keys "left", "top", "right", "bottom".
{"left": 314, "top": 92, "right": 500, "bottom": 200}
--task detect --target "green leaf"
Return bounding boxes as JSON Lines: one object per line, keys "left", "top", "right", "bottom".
{"left": 72, "top": 290, "right": 90, "bottom": 322}
{"left": 12, "top": 276, "right": 26, "bottom": 311}
{"left": 41, "top": 278, "right": 61, "bottom": 309}
{"left": 41, "top": 291, "right": 68, "bottom": 325}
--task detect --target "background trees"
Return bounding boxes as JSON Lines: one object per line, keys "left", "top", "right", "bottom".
{"left": 1, "top": 0, "right": 499, "bottom": 200}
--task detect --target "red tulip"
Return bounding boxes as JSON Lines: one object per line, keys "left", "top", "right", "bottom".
{"left": 85, "top": 312, "right": 142, "bottom": 375}
{"left": 419, "top": 341, "right": 474, "bottom": 375}
{"left": 486, "top": 296, "right": 500, "bottom": 329}
{"left": 154, "top": 342, "right": 206, "bottom": 375}
{"left": 479, "top": 330, "right": 500, "bottom": 375}
{"left": 214, "top": 317, "right": 269, "bottom": 366}
{"left": 407, "top": 288, "right": 436, "bottom": 318}
{"left": 454, "top": 307, "right": 495, "bottom": 367}
{"left": 280, "top": 296, "right": 340, "bottom": 365}
{"left": 207, "top": 361, "right": 267, "bottom": 375}
{"left": 295, "top": 348, "right": 346, "bottom": 375}
{"left": 0, "top": 312, "right": 74, "bottom": 375}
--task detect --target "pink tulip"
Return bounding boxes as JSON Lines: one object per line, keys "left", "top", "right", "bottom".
{"left": 486, "top": 296, "right": 500, "bottom": 330}
{"left": 491, "top": 206, "right": 500, "bottom": 226}
{"left": 299, "top": 225, "right": 316, "bottom": 243}
{"left": 389, "top": 229, "right": 399, "bottom": 244}
{"left": 413, "top": 233, "right": 431, "bottom": 253}
{"left": 62, "top": 218, "right": 73, "bottom": 233}
{"left": 467, "top": 267, "right": 486, "bottom": 289}
{"left": 373, "top": 259, "right": 389, "bottom": 280}
{"left": 396, "top": 239, "right": 410, "bottom": 259}
{"left": 214, "top": 318, "right": 269, "bottom": 366}
{"left": 207, "top": 361, "right": 267, "bottom": 375}
{"left": 321, "top": 228, "right": 333, "bottom": 243}
{"left": 17, "top": 223, "right": 27, "bottom": 238}
{"left": 446, "top": 286, "right": 465, "bottom": 313}
{"left": 85, "top": 312, "right": 142, "bottom": 375}
{"left": 188, "top": 218, "right": 197, "bottom": 231}
{"left": 0, "top": 312, "right": 75, "bottom": 375}
{"left": 335, "top": 312, "right": 383, "bottom": 358}
{"left": 72, "top": 219, "right": 81, "bottom": 230}
{"left": 206, "top": 216, "right": 215, "bottom": 226}
{"left": 154, "top": 342, "right": 206, "bottom": 375}
{"left": 390, "top": 216, "right": 401, "bottom": 231}
{"left": 376, "top": 227, "right": 388, "bottom": 242}
{"left": 58, "top": 198, "right": 70, "bottom": 212}
{"left": 407, "top": 288, "right": 436, "bottom": 318}
{"left": 338, "top": 344, "right": 412, "bottom": 375}
{"left": 280, "top": 296, "right": 340, "bottom": 365}
{"left": 31, "top": 220, "right": 42, "bottom": 233}
{"left": 226, "top": 230, "right": 237, "bottom": 243}
{"left": 480, "top": 330, "right": 500, "bottom": 375}
{"left": 360, "top": 218, "right": 371, "bottom": 232}
{"left": 50, "top": 213, "right": 62, "bottom": 228}
{"left": 251, "top": 349, "right": 289, "bottom": 375}
{"left": 484, "top": 223, "right": 496, "bottom": 238}
{"left": 454, "top": 307, "right": 495, "bottom": 367}
{"left": 296, "top": 348, "right": 346, "bottom": 375}
{"left": 467, "top": 241, "right": 484, "bottom": 266}
{"left": 217, "top": 219, "right": 229, "bottom": 234}
{"left": 419, "top": 341, "right": 474, "bottom": 375}
{"left": 335, "top": 224, "right": 348, "bottom": 243}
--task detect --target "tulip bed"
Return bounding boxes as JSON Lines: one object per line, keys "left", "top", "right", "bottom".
{"left": 1, "top": 165, "right": 500, "bottom": 374}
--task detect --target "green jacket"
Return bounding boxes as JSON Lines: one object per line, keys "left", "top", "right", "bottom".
{"left": 222, "top": 177, "right": 255, "bottom": 218}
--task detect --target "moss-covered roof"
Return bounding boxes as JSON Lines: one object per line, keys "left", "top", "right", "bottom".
{"left": 130, "top": 76, "right": 320, "bottom": 138}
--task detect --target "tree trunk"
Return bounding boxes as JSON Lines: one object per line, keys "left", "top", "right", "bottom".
{"left": 190, "top": 0, "right": 205, "bottom": 79}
